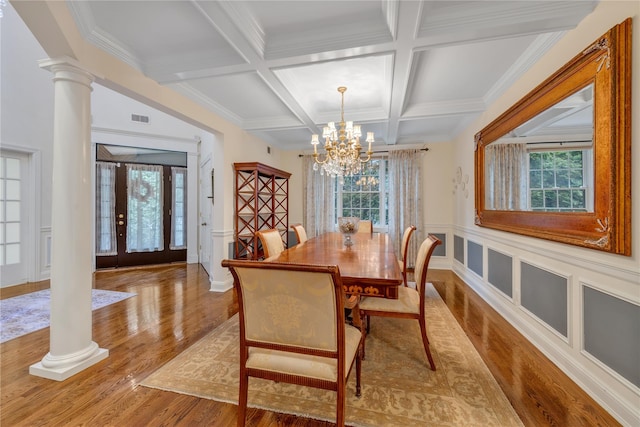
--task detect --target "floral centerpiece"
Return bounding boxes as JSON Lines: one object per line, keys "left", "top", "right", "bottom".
{"left": 338, "top": 217, "right": 360, "bottom": 247}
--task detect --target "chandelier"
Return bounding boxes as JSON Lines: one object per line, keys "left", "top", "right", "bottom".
{"left": 311, "top": 86, "right": 374, "bottom": 180}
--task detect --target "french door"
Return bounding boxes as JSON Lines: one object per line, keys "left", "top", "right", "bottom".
{"left": 95, "top": 161, "right": 187, "bottom": 269}
{"left": 0, "top": 150, "right": 30, "bottom": 286}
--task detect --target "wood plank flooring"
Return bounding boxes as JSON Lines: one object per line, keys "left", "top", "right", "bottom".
{"left": 1, "top": 264, "right": 620, "bottom": 426}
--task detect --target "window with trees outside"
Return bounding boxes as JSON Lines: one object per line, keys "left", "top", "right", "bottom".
{"left": 529, "top": 149, "right": 592, "bottom": 212}
{"left": 334, "top": 158, "right": 388, "bottom": 227}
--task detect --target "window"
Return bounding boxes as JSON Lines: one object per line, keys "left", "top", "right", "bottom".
{"left": 334, "top": 158, "right": 388, "bottom": 227}
{"left": 528, "top": 149, "right": 592, "bottom": 212}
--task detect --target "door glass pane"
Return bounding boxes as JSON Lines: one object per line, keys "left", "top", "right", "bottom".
{"left": 126, "top": 164, "right": 164, "bottom": 253}
{"left": 5, "top": 223, "right": 20, "bottom": 243}
{"left": 6, "top": 180, "right": 20, "bottom": 199}
{"left": 95, "top": 162, "right": 117, "bottom": 256}
{"left": 5, "top": 158, "right": 20, "bottom": 179}
{"left": 5, "top": 243, "right": 20, "bottom": 264}
{"left": 6, "top": 201, "right": 20, "bottom": 222}
{"left": 170, "top": 167, "right": 187, "bottom": 250}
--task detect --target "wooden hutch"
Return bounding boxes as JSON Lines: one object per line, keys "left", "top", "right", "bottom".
{"left": 233, "top": 162, "right": 291, "bottom": 259}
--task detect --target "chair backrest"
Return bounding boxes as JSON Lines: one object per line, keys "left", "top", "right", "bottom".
{"left": 291, "top": 223, "right": 308, "bottom": 244}
{"left": 256, "top": 229, "right": 285, "bottom": 259}
{"left": 222, "top": 259, "right": 346, "bottom": 355}
{"left": 357, "top": 220, "right": 373, "bottom": 235}
{"left": 414, "top": 234, "right": 442, "bottom": 301}
{"left": 400, "top": 225, "right": 416, "bottom": 262}
{"left": 400, "top": 225, "right": 417, "bottom": 286}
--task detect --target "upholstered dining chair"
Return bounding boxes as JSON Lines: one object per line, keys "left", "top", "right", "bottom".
{"left": 255, "top": 229, "right": 285, "bottom": 259}
{"left": 291, "top": 223, "right": 308, "bottom": 244}
{"left": 398, "top": 225, "right": 417, "bottom": 286}
{"left": 220, "top": 259, "right": 363, "bottom": 427}
{"left": 357, "top": 220, "right": 373, "bottom": 235}
{"left": 358, "top": 234, "right": 441, "bottom": 371}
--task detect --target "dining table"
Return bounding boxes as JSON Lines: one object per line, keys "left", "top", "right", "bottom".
{"left": 269, "top": 232, "right": 403, "bottom": 299}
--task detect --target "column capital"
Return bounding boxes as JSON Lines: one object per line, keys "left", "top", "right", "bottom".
{"left": 38, "top": 56, "right": 100, "bottom": 88}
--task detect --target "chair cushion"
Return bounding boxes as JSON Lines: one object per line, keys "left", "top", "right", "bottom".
{"left": 246, "top": 324, "right": 362, "bottom": 382}
{"left": 359, "top": 286, "right": 420, "bottom": 315}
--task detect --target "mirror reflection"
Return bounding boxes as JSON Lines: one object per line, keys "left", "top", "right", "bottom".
{"left": 484, "top": 84, "right": 594, "bottom": 212}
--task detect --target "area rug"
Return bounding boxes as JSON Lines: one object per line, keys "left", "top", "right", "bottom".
{"left": 140, "top": 284, "right": 523, "bottom": 426}
{"left": 0, "top": 289, "right": 136, "bottom": 343}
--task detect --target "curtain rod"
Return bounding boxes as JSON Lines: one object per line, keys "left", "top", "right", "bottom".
{"left": 525, "top": 140, "right": 592, "bottom": 145}
{"left": 298, "top": 147, "right": 429, "bottom": 157}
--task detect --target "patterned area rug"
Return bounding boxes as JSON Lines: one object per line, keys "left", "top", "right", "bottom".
{"left": 0, "top": 289, "right": 136, "bottom": 343}
{"left": 141, "top": 284, "right": 523, "bottom": 426}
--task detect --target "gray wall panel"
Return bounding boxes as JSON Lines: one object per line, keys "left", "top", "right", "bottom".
{"left": 432, "top": 233, "right": 446, "bottom": 257}
{"left": 454, "top": 234, "right": 464, "bottom": 264}
{"left": 521, "top": 262, "right": 567, "bottom": 337}
{"left": 488, "top": 249, "right": 513, "bottom": 297}
{"left": 584, "top": 287, "right": 640, "bottom": 388}
{"left": 467, "top": 241, "right": 483, "bottom": 277}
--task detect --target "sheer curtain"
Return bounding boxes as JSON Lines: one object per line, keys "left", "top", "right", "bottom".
{"left": 485, "top": 143, "right": 528, "bottom": 210}
{"left": 302, "top": 155, "right": 336, "bottom": 237}
{"left": 170, "top": 166, "right": 187, "bottom": 250}
{"left": 388, "top": 149, "right": 424, "bottom": 268}
{"left": 95, "top": 162, "right": 116, "bottom": 256}
{"left": 126, "top": 164, "right": 164, "bottom": 253}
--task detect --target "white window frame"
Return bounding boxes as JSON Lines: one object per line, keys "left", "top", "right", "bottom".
{"left": 527, "top": 146, "right": 593, "bottom": 212}
{"left": 334, "top": 157, "right": 389, "bottom": 231}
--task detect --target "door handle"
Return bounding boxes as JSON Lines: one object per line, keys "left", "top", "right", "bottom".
{"left": 201, "top": 222, "right": 207, "bottom": 226}
{"left": 118, "top": 220, "right": 125, "bottom": 226}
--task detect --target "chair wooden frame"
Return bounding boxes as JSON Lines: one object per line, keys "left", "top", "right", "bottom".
{"left": 255, "top": 229, "right": 285, "bottom": 259}
{"left": 221, "top": 259, "right": 363, "bottom": 427}
{"left": 290, "top": 223, "right": 308, "bottom": 244}
{"left": 359, "top": 234, "right": 441, "bottom": 371}
{"left": 398, "top": 225, "right": 416, "bottom": 287}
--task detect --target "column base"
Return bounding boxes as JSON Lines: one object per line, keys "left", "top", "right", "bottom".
{"left": 29, "top": 348, "right": 108, "bottom": 381}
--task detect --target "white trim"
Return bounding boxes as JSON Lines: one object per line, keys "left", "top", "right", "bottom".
{"left": 0, "top": 144, "right": 41, "bottom": 285}
{"left": 579, "top": 280, "right": 640, "bottom": 393}
{"left": 485, "top": 244, "right": 516, "bottom": 304}
{"left": 453, "top": 224, "right": 639, "bottom": 426}
{"left": 518, "top": 257, "right": 572, "bottom": 345}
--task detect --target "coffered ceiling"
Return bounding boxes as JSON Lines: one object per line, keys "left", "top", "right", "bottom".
{"left": 66, "top": 0, "right": 597, "bottom": 151}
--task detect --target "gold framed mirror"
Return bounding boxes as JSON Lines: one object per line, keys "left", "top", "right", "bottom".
{"left": 474, "top": 19, "right": 631, "bottom": 256}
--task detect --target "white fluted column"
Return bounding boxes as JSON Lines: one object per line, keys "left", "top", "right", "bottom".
{"left": 30, "top": 57, "right": 108, "bottom": 381}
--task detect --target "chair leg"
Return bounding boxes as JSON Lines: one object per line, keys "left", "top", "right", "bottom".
{"left": 336, "top": 381, "right": 345, "bottom": 427}
{"left": 360, "top": 312, "right": 368, "bottom": 360}
{"left": 418, "top": 317, "right": 436, "bottom": 371}
{"left": 355, "top": 347, "right": 362, "bottom": 397}
{"left": 237, "top": 373, "right": 249, "bottom": 426}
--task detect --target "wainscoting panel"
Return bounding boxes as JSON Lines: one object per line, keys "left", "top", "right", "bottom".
{"left": 454, "top": 234, "right": 464, "bottom": 264}
{"left": 583, "top": 285, "right": 640, "bottom": 388}
{"left": 521, "top": 262, "right": 568, "bottom": 337}
{"left": 467, "top": 240, "right": 483, "bottom": 277}
{"left": 488, "top": 248, "right": 513, "bottom": 298}
{"left": 432, "top": 232, "right": 447, "bottom": 257}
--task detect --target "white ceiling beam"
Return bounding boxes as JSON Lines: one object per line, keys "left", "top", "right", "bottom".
{"left": 385, "top": 1, "right": 423, "bottom": 145}
{"left": 190, "top": 0, "right": 320, "bottom": 134}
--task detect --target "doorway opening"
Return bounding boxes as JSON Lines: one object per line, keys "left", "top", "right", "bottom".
{"left": 95, "top": 144, "right": 187, "bottom": 269}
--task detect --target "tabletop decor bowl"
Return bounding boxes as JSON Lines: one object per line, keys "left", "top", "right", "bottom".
{"left": 338, "top": 217, "right": 360, "bottom": 247}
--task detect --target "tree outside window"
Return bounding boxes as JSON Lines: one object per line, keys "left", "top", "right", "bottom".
{"left": 334, "top": 159, "right": 388, "bottom": 227}
{"left": 529, "top": 150, "right": 590, "bottom": 212}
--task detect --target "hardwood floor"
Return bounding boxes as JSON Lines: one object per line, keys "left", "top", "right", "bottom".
{"left": 1, "top": 264, "right": 619, "bottom": 426}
